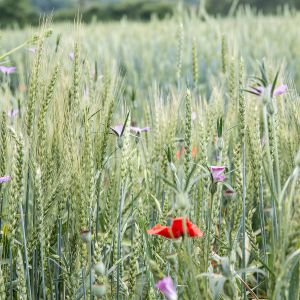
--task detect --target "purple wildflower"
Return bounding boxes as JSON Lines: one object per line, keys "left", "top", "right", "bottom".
{"left": 130, "top": 126, "right": 150, "bottom": 134}
{"left": 69, "top": 52, "right": 74, "bottom": 61}
{"left": 250, "top": 84, "right": 287, "bottom": 97}
{"left": 155, "top": 277, "right": 177, "bottom": 300}
{"left": 0, "top": 66, "right": 16, "bottom": 75}
{"left": 273, "top": 84, "right": 288, "bottom": 96}
{"left": 210, "top": 166, "right": 226, "bottom": 183}
{"left": 111, "top": 125, "right": 124, "bottom": 137}
{"left": 0, "top": 176, "right": 11, "bottom": 184}
{"left": 7, "top": 109, "right": 19, "bottom": 118}
{"left": 111, "top": 124, "right": 150, "bottom": 137}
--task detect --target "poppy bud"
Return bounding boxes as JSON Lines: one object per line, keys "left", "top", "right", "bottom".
{"left": 93, "top": 284, "right": 106, "bottom": 298}
{"left": 175, "top": 192, "right": 189, "bottom": 210}
{"left": 94, "top": 262, "right": 105, "bottom": 276}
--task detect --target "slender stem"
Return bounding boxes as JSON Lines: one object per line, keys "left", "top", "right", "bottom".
{"left": 40, "top": 242, "right": 46, "bottom": 300}
{"left": 9, "top": 244, "right": 13, "bottom": 300}
{"left": 0, "top": 41, "right": 29, "bottom": 61}
{"left": 262, "top": 105, "right": 278, "bottom": 254}
{"left": 20, "top": 204, "right": 32, "bottom": 300}
{"left": 82, "top": 267, "right": 86, "bottom": 300}
{"left": 116, "top": 184, "right": 125, "bottom": 300}
{"left": 25, "top": 149, "right": 32, "bottom": 232}
{"left": 205, "top": 193, "right": 214, "bottom": 281}
{"left": 89, "top": 207, "right": 93, "bottom": 300}
{"left": 270, "top": 114, "right": 281, "bottom": 194}
{"left": 236, "top": 274, "right": 260, "bottom": 300}
{"left": 0, "top": 187, "right": 3, "bottom": 231}
{"left": 242, "top": 142, "right": 247, "bottom": 300}
{"left": 259, "top": 176, "right": 267, "bottom": 264}
{"left": 56, "top": 219, "right": 62, "bottom": 300}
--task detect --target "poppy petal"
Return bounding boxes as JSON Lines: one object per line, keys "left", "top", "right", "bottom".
{"left": 147, "top": 224, "right": 172, "bottom": 238}
{"left": 171, "top": 217, "right": 186, "bottom": 238}
{"left": 186, "top": 222, "right": 204, "bottom": 237}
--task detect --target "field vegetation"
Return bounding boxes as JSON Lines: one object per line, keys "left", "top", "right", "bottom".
{"left": 0, "top": 10, "right": 300, "bottom": 300}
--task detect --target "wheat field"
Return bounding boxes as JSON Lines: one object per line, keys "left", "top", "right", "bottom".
{"left": 0, "top": 10, "right": 300, "bottom": 300}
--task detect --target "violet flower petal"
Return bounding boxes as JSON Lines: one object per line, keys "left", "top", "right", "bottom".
{"left": 155, "top": 277, "right": 177, "bottom": 300}
{"left": 130, "top": 126, "right": 150, "bottom": 134}
{"left": 111, "top": 124, "right": 124, "bottom": 136}
{"left": 273, "top": 84, "right": 288, "bottom": 96}
{"left": 141, "top": 126, "right": 150, "bottom": 132}
{"left": 210, "top": 166, "right": 226, "bottom": 183}
{"left": 0, "top": 176, "right": 11, "bottom": 183}
{"left": 130, "top": 126, "right": 142, "bottom": 134}
{"left": 0, "top": 66, "right": 16, "bottom": 75}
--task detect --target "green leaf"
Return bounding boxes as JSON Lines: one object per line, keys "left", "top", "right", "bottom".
{"left": 259, "top": 61, "right": 268, "bottom": 85}
{"left": 288, "top": 261, "right": 299, "bottom": 300}
{"left": 243, "top": 88, "right": 260, "bottom": 96}
{"left": 271, "top": 69, "right": 280, "bottom": 97}
{"left": 250, "top": 76, "right": 267, "bottom": 86}
{"left": 121, "top": 111, "right": 130, "bottom": 136}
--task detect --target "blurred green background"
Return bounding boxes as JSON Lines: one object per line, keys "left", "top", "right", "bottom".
{"left": 0, "top": 0, "right": 300, "bottom": 27}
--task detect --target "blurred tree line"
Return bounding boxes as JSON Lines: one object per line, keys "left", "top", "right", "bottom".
{"left": 1, "top": 0, "right": 300, "bottom": 27}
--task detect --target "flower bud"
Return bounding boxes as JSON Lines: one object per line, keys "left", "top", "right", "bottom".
{"left": 117, "top": 137, "right": 124, "bottom": 149}
{"left": 262, "top": 95, "right": 269, "bottom": 105}
{"left": 210, "top": 182, "right": 217, "bottom": 195}
{"left": 93, "top": 285, "right": 106, "bottom": 298}
{"left": 94, "top": 262, "right": 105, "bottom": 276}
{"left": 223, "top": 188, "right": 236, "bottom": 199}
{"left": 175, "top": 192, "right": 189, "bottom": 210}
{"left": 80, "top": 230, "right": 92, "bottom": 243}
{"left": 217, "top": 137, "right": 224, "bottom": 151}
{"left": 262, "top": 85, "right": 271, "bottom": 104}
{"left": 267, "top": 102, "right": 275, "bottom": 115}
{"left": 262, "top": 89, "right": 270, "bottom": 105}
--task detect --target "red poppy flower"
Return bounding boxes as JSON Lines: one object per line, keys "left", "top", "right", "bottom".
{"left": 147, "top": 217, "right": 204, "bottom": 239}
